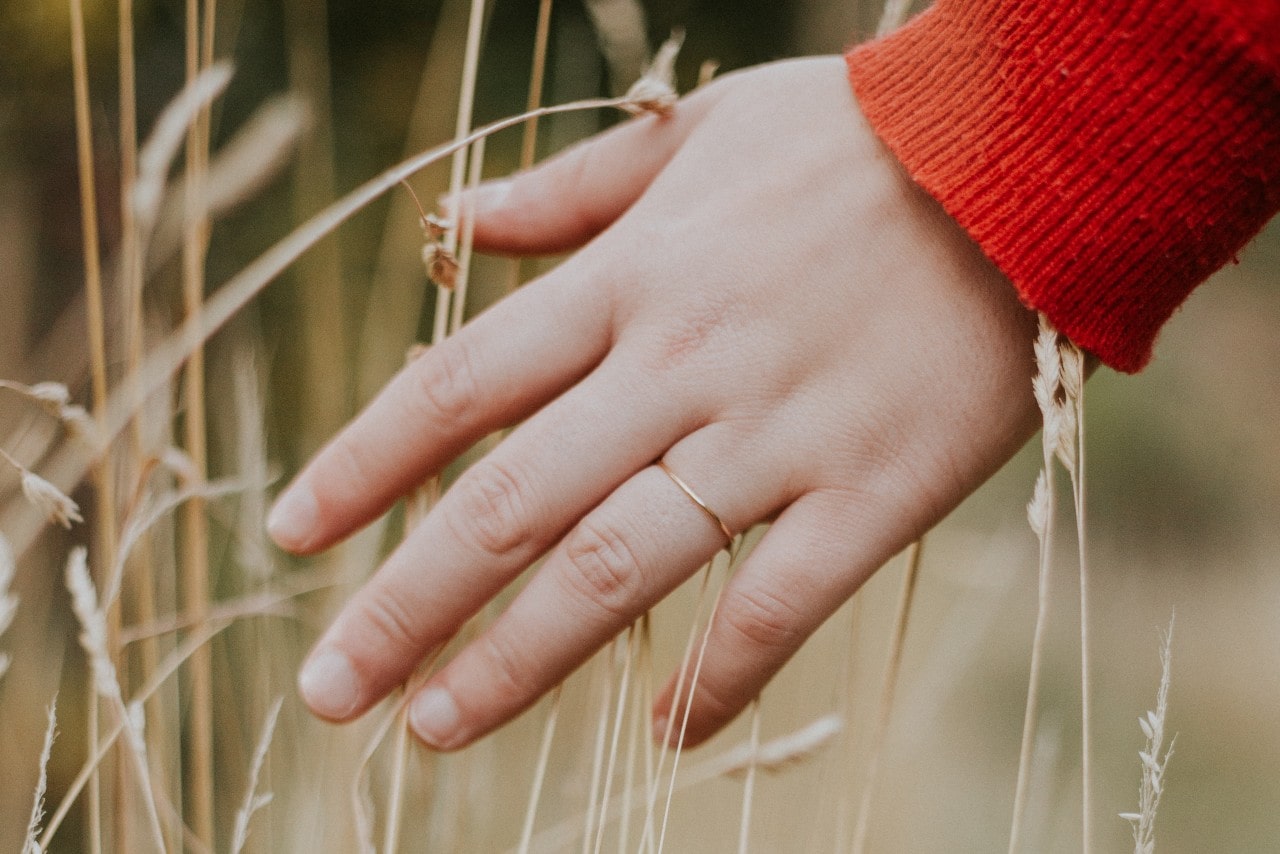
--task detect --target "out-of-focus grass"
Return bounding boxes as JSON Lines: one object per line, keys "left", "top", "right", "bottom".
{"left": 0, "top": 1, "right": 1277, "bottom": 851}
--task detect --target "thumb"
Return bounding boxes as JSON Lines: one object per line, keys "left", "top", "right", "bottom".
{"left": 457, "top": 95, "right": 713, "bottom": 256}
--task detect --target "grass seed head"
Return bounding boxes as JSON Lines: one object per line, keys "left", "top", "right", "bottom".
{"left": 20, "top": 470, "right": 83, "bottom": 529}
{"left": 424, "top": 243, "right": 460, "bottom": 289}
{"left": 623, "top": 30, "right": 683, "bottom": 116}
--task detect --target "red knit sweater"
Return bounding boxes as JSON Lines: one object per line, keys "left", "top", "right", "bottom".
{"left": 846, "top": 0, "right": 1280, "bottom": 372}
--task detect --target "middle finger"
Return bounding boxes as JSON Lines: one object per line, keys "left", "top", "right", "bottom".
{"left": 298, "top": 357, "right": 699, "bottom": 720}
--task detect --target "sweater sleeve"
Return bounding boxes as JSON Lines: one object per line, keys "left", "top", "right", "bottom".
{"left": 846, "top": 0, "right": 1280, "bottom": 372}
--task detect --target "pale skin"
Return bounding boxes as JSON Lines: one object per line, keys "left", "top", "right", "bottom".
{"left": 268, "top": 57, "right": 1042, "bottom": 750}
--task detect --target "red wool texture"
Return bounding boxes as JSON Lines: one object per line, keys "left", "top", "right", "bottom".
{"left": 846, "top": 0, "right": 1280, "bottom": 372}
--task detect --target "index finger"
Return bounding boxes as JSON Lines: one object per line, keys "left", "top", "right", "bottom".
{"left": 267, "top": 261, "right": 613, "bottom": 554}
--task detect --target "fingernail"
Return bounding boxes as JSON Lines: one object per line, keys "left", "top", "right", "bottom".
{"left": 410, "top": 686, "right": 463, "bottom": 749}
{"left": 472, "top": 179, "right": 511, "bottom": 213}
{"left": 652, "top": 715, "right": 670, "bottom": 745}
{"left": 439, "top": 180, "right": 511, "bottom": 217}
{"left": 298, "top": 649, "right": 361, "bottom": 719}
{"left": 267, "top": 487, "right": 317, "bottom": 551}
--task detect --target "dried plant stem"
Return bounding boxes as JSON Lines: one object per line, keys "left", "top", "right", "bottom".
{"left": 449, "top": 136, "right": 486, "bottom": 334}
{"left": 283, "top": 0, "right": 348, "bottom": 451}
{"left": 40, "top": 617, "right": 236, "bottom": 850}
{"left": 737, "top": 699, "right": 762, "bottom": 854}
{"left": 832, "top": 592, "right": 864, "bottom": 848}
{"left": 1012, "top": 318, "right": 1083, "bottom": 853}
{"left": 851, "top": 539, "right": 924, "bottom": 854}
{"left": 639, "top": 564, "right": 716, "bottom": 851}
{"left": 182, "top": 0, "right": 215, "bottom": 839}
{"left": 592, "top": 629, "right": 637, "bottom": 854}
{"left": 24, "top": 699, "right": 59, "bottom": 852}
{"left": 1009, "top": 467, "right": 1054, "bottom": 854}
{"left": 38, "top": 94, "right": 646, "bottom": 528}
{"left": 116, "top": 10, "right": 164, "bottom": 781}
{"left": 432, "top": 0, "right": 487, "bottom": 345}
{"left": 68, "top": 1, "right": 114, "bottom": 850}
{"left": 657, "top": 558, "right": 731, "bottom": 854}
{"left": 1072, "top": 384, "right": 1092, "bottom": 854}
{"left": 529, "top": 714, "right": 842, "bottom": 852}
{"left": 230, "top": 697, "right": 283, "bottom": 854}
{"left": 618, "top": 652, "right": 644, "bottom": 853}
{"left": 639, "top": 615, "right": 658, "bottom": 854}
{"left": 583, "top": 650, "right": 618, "bottom": 853}
{"left": 504, "top": 0, "right": 554, "bottom": 293}
{"left": 380, "top": 702, "right": 412, "bottom": 853}
{"left": 517, "top": 685, "right": 564, "bottom": 854}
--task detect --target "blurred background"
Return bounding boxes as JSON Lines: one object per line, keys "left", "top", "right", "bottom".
{"left": 0, "top": 0, "right": 1277, "bottom": 851}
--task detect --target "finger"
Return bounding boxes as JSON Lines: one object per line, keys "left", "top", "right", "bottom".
{"left": 652, "top": 493, "right": 884, "bottom": 748}
{"left": 267, "top": 261, "right": 610, "bottom": 554}
{"left": 403, "top": 432, "right": 788, "bottom": 750}
{"left": 462, "top": 90, "right": 716, "bottom": 256}
{"left": 295, "top": 362, "right": 701, "bottom": 722}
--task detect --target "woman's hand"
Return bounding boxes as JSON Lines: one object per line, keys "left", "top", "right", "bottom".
{"left": 268, "top": 56, "right": 1040, "bottom": 750}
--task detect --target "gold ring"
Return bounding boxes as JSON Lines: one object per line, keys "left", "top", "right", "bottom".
{"left": 657, "top": 460, "right": 733, "bottom": 544}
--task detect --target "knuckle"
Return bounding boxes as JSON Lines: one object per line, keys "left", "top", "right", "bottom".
{"left": 316, "top": 434, "right": 381, "bottom": 511}
{"left": 449, "top": 459, "right": 535, "bottom": 560}
{"left": 561, "top": 517, "right": 644, "bottom": 618}
{"left": 477, "top": 631, "right": 534, "bottom": 699}
{"left": 720, "top": 586, "right": 805, "bottom": 653}
{"left": 680, "top": 669, "right": 741, "bottom": 729}
{"left": 412, "top": 340, "right": 480, "bottom": 426}
{"left": 350, "top": 590, "right": 425, "bottom": 659}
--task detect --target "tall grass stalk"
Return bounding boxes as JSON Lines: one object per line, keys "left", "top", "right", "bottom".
{"left": 582, "top": 646, "right": 618, "bottom": 852}
{"left": 516, "top": 686, "right": 563, "bottom": 854}
{"left": 0, "top": 533, "right": 14, "bottom": 682}
{"left": 115, "top": 10, "right": 170, "bottom": 831}
{"left": 618, "top": 643, "right": 645, "bottom": 853}
{"left": 638, "top": 563, "right": 717, "bottom": 851}
{"left": 592, "top": 628, "right": 637, "bottom": 854}
{"left": 67, "top": 0, "right": 115, "bottom": 848}
{"left": 283, "top": 0, "right": 349, "bottom": 453}
{"left": 1010, "top": 316, "right": 1085, "bottom": 853}
{"left": 41, "top": 615, "right": 239, "bottom": 848}
{"left": 449, "top": 136, "right": 487, "bottom": 335}
{"left": 1061, "top": 342, "right": 1091, "bottom": 854}
{"left": 528, "top": 714, "right": 842, "bottom": 851}
{"left": 66, "top": 548, "right": 167, "bottom": 852}
{"left": 656, "top": 550, "right": 734, "bottom": 854}
{"left": 433, "top": 0, "right": 487, "bottom": 345}
{"left": 182, "top": 0, "right": 216, "bottom": 840}
{"left": 521, "top": 0, "right": 554, "bottom": 168}
{"left": 736, "top": 699, "right": 762, "bottom": 854}
{"left": 851, "top": 539, "right": 923, "bottom": 854}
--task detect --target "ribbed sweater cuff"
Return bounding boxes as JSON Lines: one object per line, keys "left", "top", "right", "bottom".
{"left": 847, "top": 0, "right": 1280, "bottom": 372}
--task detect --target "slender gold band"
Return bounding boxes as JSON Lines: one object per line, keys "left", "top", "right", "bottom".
{"left": 657, "top": 460, "right": 733, "bottom": 544}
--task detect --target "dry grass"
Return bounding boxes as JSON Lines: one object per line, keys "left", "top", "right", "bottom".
{"left": 0, "top": 1, "right": 1236, "bottom": 851}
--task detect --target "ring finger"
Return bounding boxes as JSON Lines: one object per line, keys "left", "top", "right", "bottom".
{"left": 404, "top": 425, "right": 793, "bottom": 749}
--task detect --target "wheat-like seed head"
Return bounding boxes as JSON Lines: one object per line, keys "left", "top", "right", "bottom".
{"left": 65, "top": 548, "right": 120, "bottom": 703}
{"left": 0, "top": 448, "right": 85, "bottom": 530}
{"left": 623, "top": 30, "right": 683, "bottom": 116}
{"left": 22, "top": 699, "right": 58, "bottom": 854}
{"left": 1121, "top": 614, "right": 1176, "bottom": 854}
{"left": 1027, "top": 470, "right": 1051, "bottom": 538}
{"left": 230, "top": 696, "right": 284, "bottom": 854}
